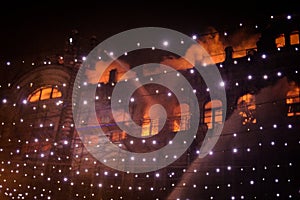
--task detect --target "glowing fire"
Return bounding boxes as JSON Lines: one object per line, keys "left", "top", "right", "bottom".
{"left": 84, "top": 25, "right": 261, "bottom": 138}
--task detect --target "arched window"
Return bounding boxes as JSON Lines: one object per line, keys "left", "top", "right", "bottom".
{"left": 28, "top": 86, "right": 62, "bottom": 102}
{"left": 204, "top": 100, "right": 223, "bottom": 129}
{"left": 237, "top": 93, "right": 257, "bottom": 125}
{"left": 286, "top": 86, "right": 300, "bottom": 117}
{"left": 290, "top": 30, "right": 299, "bottom": 45}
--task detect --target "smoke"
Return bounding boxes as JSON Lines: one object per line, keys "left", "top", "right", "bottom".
{"left": 161, "top": 26, "right": 261, "bottom": 69}
{"left": 228, "top": 26, "right": 261, "bottom": 58}
{"left": 85, "top": 59, "right": 130, "bottom": 84}
{"left": 84, "top": 25, "right": 261, "bottom": 84}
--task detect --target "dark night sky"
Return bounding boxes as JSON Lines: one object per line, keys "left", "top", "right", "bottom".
{"left": 0, "top": 1, "right": 299, "bottom": 61}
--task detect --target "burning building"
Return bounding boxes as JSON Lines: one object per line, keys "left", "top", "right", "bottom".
{"left": 0, "top": 14, "right": 299, "bottom": 200}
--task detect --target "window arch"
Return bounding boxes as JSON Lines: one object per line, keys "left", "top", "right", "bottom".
{"left": 237, "top": 93, "right": 257, "bottom": 125}
{"left": 28, "top": 86, "right": 62, "bottom": 102}
{"left": 204, "top": 100, "right": 223, "bottom": 129}
{"left": 286, "top": 86, "right": 300, "bottom": 117}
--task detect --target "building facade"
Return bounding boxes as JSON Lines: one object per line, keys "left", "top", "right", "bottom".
{"left": 0, "top": 14, "right": 299, "bottom": 200}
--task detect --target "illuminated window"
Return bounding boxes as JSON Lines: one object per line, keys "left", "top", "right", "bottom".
{"left": 173, "top": 103, "right": 190, "bottom": 132}
{"left": 286, "top": 86, "right": 300, "bottom": 117}
{"left": 28, "top": 86, "right": 62, "bottom": 102}
{"left": 141, "top": 118, "right": 159, "bottom": 136}
{"left": 141, "top": 119, "right": 151, "bottom": 137}
{"left": 275, "top": 34, "right": 285, "bottom": 48}
{"left": 237, "top": 93, "right": 257, "bottom": 125}
{"left": 290, "top": 30, "right": 299, "bottom": 45}
{"left": 111, "top": 131, "right": 126, "bottom": 142}
{"left": 204, "top": 100, "right": 223, "bottom": 129}
{"left": 141, "top": 104, "right": 167, "bottom": 136}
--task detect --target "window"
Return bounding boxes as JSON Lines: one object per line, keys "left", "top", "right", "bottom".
{"left": 173, "top": 103, "right": 190, "bottom": 132}
{"left": 275, "top": 34, "right": 285, "bottom": 48}
{"left": 111, "top": 131, "right": 126, "bottom": 142}
{"left": 290, "top": 30, "right": 299, "bottom": 45}
{"left": 237, "top": 93, "right": 257, "bottom": 125}
{"left": 204, "top": 100, "right": 223, "bottom": 129}
{"left": 287, "top": 86, "right": 300, "bottom": 117}
{"left": 141, "top": 118, "right": 160, "bottom": 136}
{"left": 28, "top": 86, "right": 62, "bottom": 102}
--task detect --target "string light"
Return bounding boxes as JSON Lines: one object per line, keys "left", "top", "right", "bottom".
{"left": 0, "top": 16, "right": 299, "bottom": 200}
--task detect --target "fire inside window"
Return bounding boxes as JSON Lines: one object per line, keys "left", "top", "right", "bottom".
{"left": 111, "top": 131, "right": 126, "bottom": 142}
{"left": 290, "top": 30, "right": 300, "bottom": 45}
{"left": 28, "top": 86, "right": 62, "bottom": 102}
{"left": 141, "top": 118, "right": 160, "bottom": 136}
{"left": 173, "top": 103, "right": 190, "bottom": 132}
{"left": 276, "top": 34, "right": 286, "bottom": 47}
{"left": 275, "top": 30, "right": 300, "bottom": 48}
{"left": 204, "top": 100, "right": 223, "bottom": 129}
{"left": 237, "top": 93, "right": 257, "bottom": 125}
{"left": 286, "top": 85, "right": 300, "bottom": 117}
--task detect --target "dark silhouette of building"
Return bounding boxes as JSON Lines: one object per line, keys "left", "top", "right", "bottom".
{"left": 0, "top": 14, "right": 299, "bottom": 200}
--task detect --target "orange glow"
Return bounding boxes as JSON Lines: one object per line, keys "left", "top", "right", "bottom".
{"left": 40, "top": 87, "right": 52, "bottom": 100}
{"left": 161, "top": 57, "right": 193, "bottom": 70}
{"left": 160, "top": 26, "right": 260, "bottom": 69}
{"left": 204, "top": 100, "right": 222, "bottom": 129}
{"left": 290, "top": 31, "right": 299, "bottom": 45}
{"left": 85, "top": 27, "right": 260, "bottom": 83}
{"left": 141, "top": 119, "right": 159, "bottom": 136}
{"left": 28, "top": 86, "right": 62, "bottom": 102}
{"left": 141, "top": 120, "right": 151, "bottom": 137}
{"left": 111, "top": 131, "right": 126, "bottom": 142}
{"left": 85, "top": 60, "right": 130, "bottom": 84}
{"left": 52, "top": 88, "right": 62, "bottom": 98}
{"left": 276, "top": 34, "right": 285, "bottom": 47}
{"left": 172, "top": 104, "right": 190, "bottom": 132}
{"left": 237, "top": 93, "right": 257, "bottom": 125}
{"left": 29, "top": 90, "right": 41, "bottom": 102}
{"left": 287, "top": 86, "right": 300, "bottom": 116}
{"left": 172, "top": 120, "right": 180, "bottom": 132}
